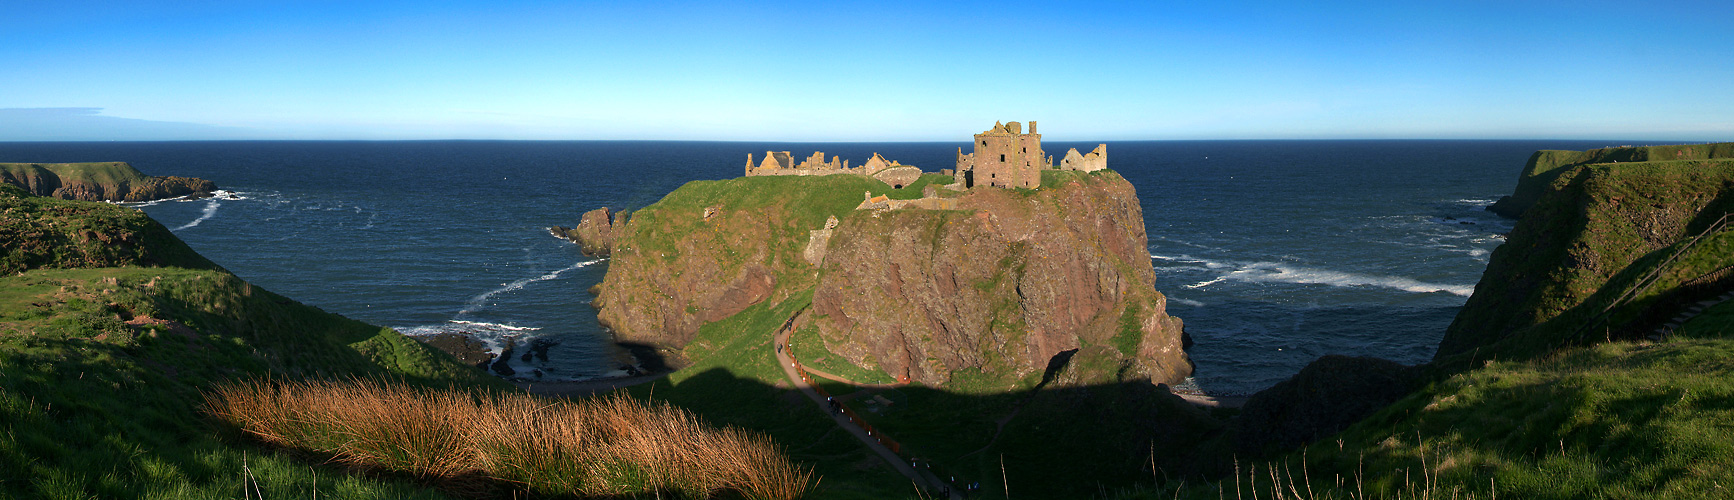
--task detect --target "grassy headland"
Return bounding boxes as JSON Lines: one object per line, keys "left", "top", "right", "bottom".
{"left": 0, "top": 185, "right": 813, "bottom": 499}
{"left": 0, "top": 162, "right": 215, "bottom": 202}
{"left": 1102, "top": 143, "right": 1734, "bottom": 499}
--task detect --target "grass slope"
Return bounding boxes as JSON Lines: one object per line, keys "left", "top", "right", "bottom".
{"left": 1489, "top": 143, "right": 1734, "bottom": 218}
{"left": 1440, "top": 158, "right": 1734, "bottom": 361}
{"left": 1106, "top": 148, "right": 1734, "bottom": 500}
{"left": 624, "top": 290, "right": 917, "bottom": 500}
{"left": 0, "top": 187, "right": 504, "bottom": 499}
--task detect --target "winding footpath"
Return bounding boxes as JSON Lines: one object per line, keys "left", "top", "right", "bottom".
{"left": 771, "top": 315, "right": 961, "bottom": 499}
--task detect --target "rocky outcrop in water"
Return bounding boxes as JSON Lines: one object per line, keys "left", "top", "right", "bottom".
{"left": 550, "top": 207, "right": 626, "bottom": 256}
{"left": 0, "top": 162, "right": 215, "bottom": 202}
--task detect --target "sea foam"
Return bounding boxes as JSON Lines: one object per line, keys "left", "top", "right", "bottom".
{"left": 1153, "top": 254, "right": 1474, "bottom": 297}
{"left": 172, "top": 198, "right": 222, "bottom": 230}
{"left": 458, "top": 258, "right": 607, "bottom": 315}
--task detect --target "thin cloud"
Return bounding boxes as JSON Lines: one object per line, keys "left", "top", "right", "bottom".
{"left": 0, "top": 108, "right": 255, "bottom": 141}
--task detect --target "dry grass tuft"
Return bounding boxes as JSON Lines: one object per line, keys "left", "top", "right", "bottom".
{"left": 206, "top": 378, "right": 813, "bottom": 499}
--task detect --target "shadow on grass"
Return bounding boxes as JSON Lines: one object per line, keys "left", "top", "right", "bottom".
{"left": 629, "top": 363, "right": 1232, "bottom": 499}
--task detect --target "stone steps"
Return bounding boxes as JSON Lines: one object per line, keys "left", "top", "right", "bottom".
{"left": 1652, "top": 291, "right": 1734, "bottom": 339}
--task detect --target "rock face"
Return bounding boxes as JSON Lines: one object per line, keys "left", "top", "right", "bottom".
{"left": 592, "top": 170, "right": 1190, "bottom": 389}
{"left": 810, "top": 175, "right": 1189, "bottom": 387}
{"left": 550, "top": 207, "right": 626, "bottom": 256}
{"left": 1232, "top": 355, "right": 1419, "bottom": 454}
{"left": 593, "top": 175, "right": 876, "bottom": 351}
{"left": 0, "top": 162, "right": 216, "bottom": 202}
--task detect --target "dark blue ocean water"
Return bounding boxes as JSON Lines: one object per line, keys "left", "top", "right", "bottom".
{"left": 0, "top": 140, "right": 1634, "bottom": 393}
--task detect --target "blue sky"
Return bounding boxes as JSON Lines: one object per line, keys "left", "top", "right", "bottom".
{"left": 2, "top": 1, "right": 1729, "bottom": 141}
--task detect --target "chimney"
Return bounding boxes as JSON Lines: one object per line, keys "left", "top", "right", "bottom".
{"left": 1030, "top": 121, "right": 1037, "bottom": 134}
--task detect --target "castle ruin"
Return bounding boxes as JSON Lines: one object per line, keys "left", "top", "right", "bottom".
{"left": 746, "top": 121, "right": 1107, "bottom": 192}
{"left": 745, "top": 150, "right": 926, "bottom": 188}
{"left": 955, "top": 121, "right": 1046, "bottom": 189}
{"left": 1059, "top": 144, "right": 1108, "bottom": 172}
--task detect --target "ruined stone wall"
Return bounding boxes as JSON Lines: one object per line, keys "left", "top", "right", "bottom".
{"left": 1016, "top": 132, "right": 1044, "bottom": 188}
{"left": 749, "top": 150, "right": 855, "bottom": 176}
{"left": 1060, "top": 144, "right": 1108, "bottom": 172}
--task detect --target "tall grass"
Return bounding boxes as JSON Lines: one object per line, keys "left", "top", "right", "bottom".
{"left": 206, "top": 378, "right": 813, "bottom": 499}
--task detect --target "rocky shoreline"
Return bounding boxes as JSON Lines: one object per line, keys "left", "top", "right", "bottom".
{"left": 411, "top": 329, "right": 658, "bottom": 382}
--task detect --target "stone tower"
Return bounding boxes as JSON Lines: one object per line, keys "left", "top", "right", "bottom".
{"left": 957, "top": 120, "right": 1044, "bottom": 189}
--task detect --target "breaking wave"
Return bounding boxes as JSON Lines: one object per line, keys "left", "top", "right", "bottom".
{"left": 458, "top": 258, "right": 607, "bottom": 315}
{"left": 172, "top": 198, "right": 222, "bottom": 230}
{"left": 1226, "top": 262, "right": 1474, "bottom": 296}
{"left": 1153, "top": 254, "right": 1474, "bottom": 296}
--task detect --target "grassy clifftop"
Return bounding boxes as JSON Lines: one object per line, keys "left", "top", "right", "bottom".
{"left": 1486, "top": 143, "right": 1734, "bottom": 218}
{"left": 0, "top": 184, "right": 216, "bottom": 274}
{"left": 1442, "top": 153, "right": 1734, "bottom": 361}
{"left": 0, "top": 187, "right": 503, "bottom": 498}
{"left": 594, "top": 173, "right": 946, "bottom": 350}
{"left": 0, "top": 162, "right": 216, "bottom": 202}
{"left": 1121, "top": 144, "right": 1734, "bottom": 499}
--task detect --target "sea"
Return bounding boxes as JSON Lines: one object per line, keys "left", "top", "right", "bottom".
{"left": 0, "top": 140, "right": 1642, "bottom": 394}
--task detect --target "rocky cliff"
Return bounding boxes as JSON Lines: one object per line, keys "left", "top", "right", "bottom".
{"left": 809, "top": 174, "right": 1188, "bottom": 388}
{"left": 0, "top": 162, "right": 216, "bottom": 202}
{"left": 592, "top": 170, "right": 1190, "bottom": 388}
{"left": 1440, "top": 142, "right": 1734, "bottom": 361}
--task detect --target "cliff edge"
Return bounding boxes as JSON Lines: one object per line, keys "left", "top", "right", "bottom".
{"left": 1442, "top": 142, "right": 1734, "bottom": 360}
{"left": 0, "top": 162, "right": 216, "bottom": 202}
{"left": 591, "top": 170, "right": 1190, "bottom": 388}
{"left": 1486, "top": 143, "right": 1734, "bottom": 219}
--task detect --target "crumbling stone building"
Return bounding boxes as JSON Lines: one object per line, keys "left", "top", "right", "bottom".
{"left": 744, "top": 151, "right": 851, "bottom": 177}
{"left": 955, "top": 121, "right": 1047, "bottom": 189}
{"left": 1060, "top": 144, "right": 1108, "bottom": 172}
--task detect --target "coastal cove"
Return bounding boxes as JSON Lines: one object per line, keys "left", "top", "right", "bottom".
{"left": 0, "top": 139, "right": 1641, "bottom": 393}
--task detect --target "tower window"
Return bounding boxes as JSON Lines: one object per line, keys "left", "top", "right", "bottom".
{"left": 1000, "top": 154, "right": 1005, "bottom": 162}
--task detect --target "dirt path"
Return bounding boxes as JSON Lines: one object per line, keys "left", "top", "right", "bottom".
{"left": 773, "top": 314, "right": 960, "bottom": 499}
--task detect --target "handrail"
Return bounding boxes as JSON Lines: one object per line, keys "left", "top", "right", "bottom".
{"left": 1568, "top": 211, "right": 1734, "bottom": 342}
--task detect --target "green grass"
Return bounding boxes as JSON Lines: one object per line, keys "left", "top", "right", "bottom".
{"left": 0, "top": 267, "right": 501, "bottom": 499}
{"left": 0, "top": 184, "right": 216, "bottom": 274}
{"left": 1439, "top": 158, "right": 1734, "bottom": 361}
{"left": 0, "top": 162, "right": 151, "bottom": 189}
{"left": 0, "top": 187, "right": 505, "bottom": 499}
{"left": 1492, "top": 143, "right": 1734, "bottom": 217}
{"left": 1040, "top": 168, "right": 1114, "bottom": 189}
{"left": 624, "top": 289, "right": 916, "bottom": 500}
{"left": 880, "top": 173, "right": 955, "bottom": 200}
{"left": 787, "top": 321, "right": 895, "bottom": 385}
